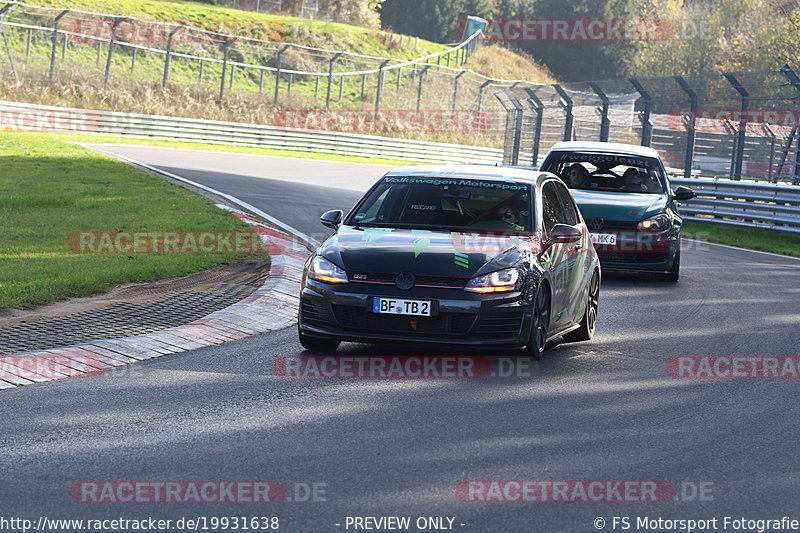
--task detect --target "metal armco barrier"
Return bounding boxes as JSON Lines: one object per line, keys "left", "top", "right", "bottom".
{"left": 0, "top": 100, "right": 504, "bottom": 165}
{"left": 670, "top": 177, "right": 800, "bottom": 233}
{"left": 2, "top": 100, "right": 798, "bottom": 232}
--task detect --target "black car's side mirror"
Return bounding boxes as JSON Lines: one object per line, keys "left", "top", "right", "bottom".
{"left": 549, "top": 224, "right": 583, "bottom": 246}
{"left": 320, "top": 210, "right": 343, "bottom": 230}
{"left": 673, "top": 186, "right": 696, "bottom": 201}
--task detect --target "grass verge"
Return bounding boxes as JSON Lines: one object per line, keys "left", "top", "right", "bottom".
{"left": 683, "top": 219, "right": 800, "bottom": 257}
{"left": 0, "top": 131, "right": 266, "bottom": 310}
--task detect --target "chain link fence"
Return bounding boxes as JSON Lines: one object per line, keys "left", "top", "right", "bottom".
{"left": 496, "top": 68, "right": 800, "bottom": 184}
{"left": 0, "top": 1, "right": 544, "bottom": 147}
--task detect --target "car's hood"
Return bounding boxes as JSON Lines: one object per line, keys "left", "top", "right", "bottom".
{"left": 317, "top": 226, "right": 526, "bottom": 278}
{"left": 570, "top": 190, "right": 668, "bottom": 221}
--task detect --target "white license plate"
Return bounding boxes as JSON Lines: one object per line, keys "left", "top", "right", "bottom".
{"left": 590, "top": 233, "right": 617, "bottom": 245}
{"left": 372, "top": 298, "right": 432, "bottom": 316}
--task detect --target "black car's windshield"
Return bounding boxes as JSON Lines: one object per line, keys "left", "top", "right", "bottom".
{"left": 347, "top": 174, "right": 533, "bottom": 233}
{"left": 545, "top": 152, "right": 667, "bottom": 194}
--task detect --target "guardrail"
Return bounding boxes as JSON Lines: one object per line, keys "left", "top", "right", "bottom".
{"left": 0, "top": 100, "right": 504, "bottom": 165}
{"left": 670, "top": 177, "right": 800, "bottom": 233}
{"left": 2, "top": 99, "right": 798, "bottom": 233}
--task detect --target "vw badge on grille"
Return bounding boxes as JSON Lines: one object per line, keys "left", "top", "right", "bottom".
{"left": 395, "top": 272, "right": 416, "bottom": 290}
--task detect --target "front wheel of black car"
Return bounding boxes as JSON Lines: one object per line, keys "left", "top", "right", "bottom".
{"left": 525, "top": 283, "right": 551, "bottom": 359}
{"left": 662, "top": 249, "right": 680, "bottom": 282}
{"left": 298, "top": 329, "right": 341, "bottom": 352}
{"left": 564, "top": 269, "right": 599, "bottom": 343}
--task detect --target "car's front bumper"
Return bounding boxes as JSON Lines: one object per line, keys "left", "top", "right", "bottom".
{"left": 592, "top": 229, "right": 678, "bottom": 272}
{"left": 299, "top": 279, "right": 533, "bottom": 347}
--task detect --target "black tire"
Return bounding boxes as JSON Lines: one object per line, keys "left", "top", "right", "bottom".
{"left": 525, "top": 283, "right": 551, "bottom": 359}
{"left": 564, "top": 269, "right": 599, "bottom": 343}
{"left": 662, "top": 249, "right": 680, "bottom": 282}
{"left": 298, "top": 329, "right": 341, "bottom": 352}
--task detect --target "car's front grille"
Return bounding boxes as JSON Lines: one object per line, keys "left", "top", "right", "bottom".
{"left": 598, "top": 252, "right": 668, "bottom": 263}
{"left": 350, "top": 272, "right": 468, "bottom": 289}
{"left": 587, "top": 219, "right": 640, "bottom": 230}
{"left": 475, "top": 313, "right": 525, "bottom": 338}
{"left": 301, "top": 300, "right": 333, "bottom": 329}
{"left": 332, "top": 305, "right": 475, "bottom": 337}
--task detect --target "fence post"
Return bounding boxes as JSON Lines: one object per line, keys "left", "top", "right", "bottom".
{"left": 273, "top": 44, "right": 289, "bottom": 107}
{"left": 131, "top": 48, "right": 137, "bottom": 73}
{"left": 588, "top": 82, "right": 610, "bottom": 142}
{"left": 374, "top": 59, "right": 390, "bottom": 115}
{"left": 779, "top": 66, "right": 800, "bottom": 185}
{"left": 553, "top": 84, "right": 574, "bottom": 142}
{"left": 723, "top": 73, "right": 749, "bottom": 181}
{"left": 104, "top": 17, "right": 126, "bottom": 87}
{"left": 476, "top": 79, "right": 492, "bottom": 110}
{"left": 48, "top": 9, "right": 69, "bottom": 83}
{"left": 219, "top": 38, "right": 235, "bottom": 101}
{"left": 452, "top": 69, "right": 467, "bottom": 112}
{"left": 25, "top": 29, "right": 31, "bottom": 57}
{"left": 523, "top": 88, "right": 544, "bottom": 167}
{"left": 162, "top": 25, "right": 183, "bottom": 88}
{"left": 0, "top": 3, "right": 18, "bottom": 82}
{"left": 338, "top": 75, "right": 344, "bottom": 101}
{"left": 723, "top": 118, "right": 739, "bottom": 180}
{"left": 326, "top": 52, "right": 342, "bottom": 110}
{"left": 763, "top": 123, "right": 777, "bottom": 182}
{"left": 674, "top": 76, "right": 697, "bottom": 180}
{"left": 629, "top": 78, "right": 652, "bottom": 147}
{"left": 416, "top": 65, "right": 431, "bottom": 113}
{"left": 505, "top": 91, "right": 524, "bottom": 166}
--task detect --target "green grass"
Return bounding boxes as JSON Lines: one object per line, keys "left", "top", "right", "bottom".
{"left": 2, "top": 0, "right": 553, "bottom": 148}
{"left": 0, "top": 132, "right": 265, "bottom": 309}
{"left": 683, "top": 220, "right": 800, "bottom": 257}
{"left": 25, "top": 0, "right": 449, "bottom": 59}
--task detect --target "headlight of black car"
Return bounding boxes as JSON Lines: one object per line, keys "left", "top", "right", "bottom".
{"left": 308, "top": 255, "right": 349, "bottom": 284}
{"left": 464, "top": 267, "right": 522, "bottom": 294}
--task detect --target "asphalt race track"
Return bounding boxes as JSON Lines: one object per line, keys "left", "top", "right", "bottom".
{"left": 1, "top": 144, "right": 799, "bottom": 532}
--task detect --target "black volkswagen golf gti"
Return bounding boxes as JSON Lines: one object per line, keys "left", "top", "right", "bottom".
{"left": 298, "top": 165, "right": 600, "bottom": 355}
